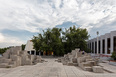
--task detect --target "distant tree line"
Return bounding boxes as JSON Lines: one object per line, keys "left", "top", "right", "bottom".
{"left": 0, "top": 47, "right": 9, "bottom": 54}
{"left": 32, "top": 26, "right": 90, "bottom": 56}
{"left": 0, "top": 44, "right": 26, "bottom": 54}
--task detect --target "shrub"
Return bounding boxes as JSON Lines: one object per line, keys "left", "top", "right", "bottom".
{"left": 111, "top": 51, "right": 116, "bottom": 60}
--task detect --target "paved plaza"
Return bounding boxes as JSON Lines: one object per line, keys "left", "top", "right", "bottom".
{"left": 0, "top": 58, "right": 116, "bottom": 77}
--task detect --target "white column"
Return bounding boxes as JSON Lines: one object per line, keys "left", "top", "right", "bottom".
{"left": 30, "top": 51, "right": 31, "bottom": 54}
{"left": 110, "top": 36, "right": 114, "bottom": 54}
{"left": 34, "top": 51, "right": 36, "bottom": 55}
{"left": 100, "top": 39, "right": 103, "bottom": 54}
{"left": 97, "top": 36, "right": 99, "bottom": 54}
{"left": 105, "top": 38, "right": 107, "bottom": 54}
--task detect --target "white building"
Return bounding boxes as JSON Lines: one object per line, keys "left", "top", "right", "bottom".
{"left": 25, "top": 40, "right": 36, "bottom": 55}
{"left": 88, "top": 31, "right": 116, "bottom": 55}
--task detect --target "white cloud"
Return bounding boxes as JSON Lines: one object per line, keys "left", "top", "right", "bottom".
{"left": 0, "top": 0, "right": 116, "bottom": 47}
{"left": 0, "top": 33, "right": 24, "bottom": 48}
{"left": 0, "top": 0, "right": 115, "bottom": 33}
{"left": 0, "top": 33, "right": 4, "bottom": 42}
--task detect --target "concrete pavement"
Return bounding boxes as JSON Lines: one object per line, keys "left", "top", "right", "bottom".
{"left": 0, "top": 58, "right": 116, "bottom": 77}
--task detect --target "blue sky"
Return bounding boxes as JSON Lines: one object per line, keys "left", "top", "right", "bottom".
{"left": 0, "top": 0, "right": 116, "bottom": 48}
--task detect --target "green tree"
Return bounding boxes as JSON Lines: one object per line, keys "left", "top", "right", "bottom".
{"left": 32, "top": 28, "right": 64, "bottom": 56}
{"left": 62, "top": 26, "right": 90, "bottom": 53}
{"left": 0, "top": 47, "right": 9, "bottom": 54}
{"left": 32, "top": 34, "right": 43, "bottom": 52}
{"left": 21, "top": 44, "right": 26, "bottom": 50}
{"left": 32, "top": 26, "right": 90, "bottom": 56}
{"left": 111, "top": 51, "right": 116, "bottom": 60}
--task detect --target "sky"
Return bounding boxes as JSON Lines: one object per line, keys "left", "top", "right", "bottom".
{"left": 0, "top": 0, "right": 116, "bottom": 48}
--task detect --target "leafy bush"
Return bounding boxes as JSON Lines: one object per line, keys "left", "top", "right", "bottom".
{"left": 111, "top": 51, "right": 116, "bottom": 60}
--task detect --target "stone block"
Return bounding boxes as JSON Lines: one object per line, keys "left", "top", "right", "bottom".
{"left": 57, "top": 58, "right": 61, "bottom": 62}
{"left": 3, "top": 59, "right": 12, "bottom": 64}
{"left": 72, "top": 58, "right": 77, "bottom": 63}
{"left": 62, "top": 61, "right": 67, "bottom": 65}
{"left": 0, "top": 46, "right": 43, "bottom": 68}
{"left": 77, "top": 57, "right": 85, "bottom": 64}
{"left": 25, "top": 60, "right": 32, "bottom": 65}
{"left": 0, "top": 63, "right": 9, "bottom": 68}
{"left": 87, "top": 61, "right": 97, "bottom": 66}
{"left": 92, "top": 66, "right": 103, "bottom": 73}
{"left": 30, "top": 55, "right": 36, "bottom": 62}
{"left": 10, "top": 55, "right": 19, "bottom": 61}
{"left": 67, "top": 62, "right": 73, "bottom": 66}
{"left": 86, "top": 59, "right": 93, "bottom": 62}
{"left": 71, "top": 50, "right": 76, "bottom": 57}
{"left": 35, "top": 56, "right": 42, "bottom": 63}
{"left": 12, "top": 46, "right": 21, "bottom": 52}
{"left": 21, "top": 55, "right": 32, "bottom": 65}
{"left": 0, "top": 58, "right": 11, "bottom": 64}
{"left": 3, "top": 51, "right": 10, "bottom": 59}
{"left": 80, "top": 62, "right": 91, "bottom": 69}
{"left": 73, "top": 63, "right": 78, "bottom": 66}
{"left": 9, "top": 61, "right": 17, "bottom": 67}
{"left": 11, "top": 50, "right": 20, "bottom": 55}
{"left": 83, "top": 56, "right": 91, "bottom": 60}
{"left": 84, "top": 66, "right": 92, "bottom": 71}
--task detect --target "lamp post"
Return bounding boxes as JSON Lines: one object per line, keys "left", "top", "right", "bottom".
{"left": 97, "top": 31, "right": 99, "bottom": 54}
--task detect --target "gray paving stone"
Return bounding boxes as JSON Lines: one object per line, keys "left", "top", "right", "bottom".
{"left": 0, "top": 58, "right": 116, "bottom": 77}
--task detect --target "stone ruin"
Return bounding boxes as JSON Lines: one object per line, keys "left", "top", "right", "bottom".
{"left": 57, "top": 48, "right": 103, "bottom": 73}
{"left": 0, "top": 46, "right": 44, "bottom": 68}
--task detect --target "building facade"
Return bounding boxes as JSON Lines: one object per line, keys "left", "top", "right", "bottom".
{"left": 25, "top": 40, "right": 53, "bottom": 56}
{"left": 88, "top": 31, "right": 116, "bottom": 55}
{"left": 25, "top": 40, "right": 36, "bottom": 55}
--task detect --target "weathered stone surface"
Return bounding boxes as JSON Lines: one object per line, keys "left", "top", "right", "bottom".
{"left": 0, "top": 63, "right": 9, "bottom": 68}
{"left": 1, "top": 58, "right": 116, "bottom": 77}
{"left": 58, "top": 48, "right": 103, "bottom": 73}
{"left": 92, "top": 66, "right": 103, "bottom": 73}
{"left": 0, "top": 46, "right": 43, "bottom": 68}
{"left": 67, "top": 62, "right": 73, "bottom": 66}
{"left": 84, "top": 66, "right": 92, "bottom": 71}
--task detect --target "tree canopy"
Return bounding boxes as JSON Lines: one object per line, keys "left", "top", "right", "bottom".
{"left": 32, "top": 26, "right": 90, "bottom": 56}
{"left": 0, "top": 47, "right": 9, "bottom": 54}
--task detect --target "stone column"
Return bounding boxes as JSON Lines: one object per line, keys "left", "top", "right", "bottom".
{"left": 110, "top": 35, "right": 114, "bottom": 54}
{"left": 105, "top": 38, "right": 107, "bottom": 54}
{"left": 100, "top": 39, "right": 103, "bottom": 54}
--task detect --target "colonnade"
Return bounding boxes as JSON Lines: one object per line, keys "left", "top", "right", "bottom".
{"left": 88, "top": 31, "right": 116, "bottom": 55}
